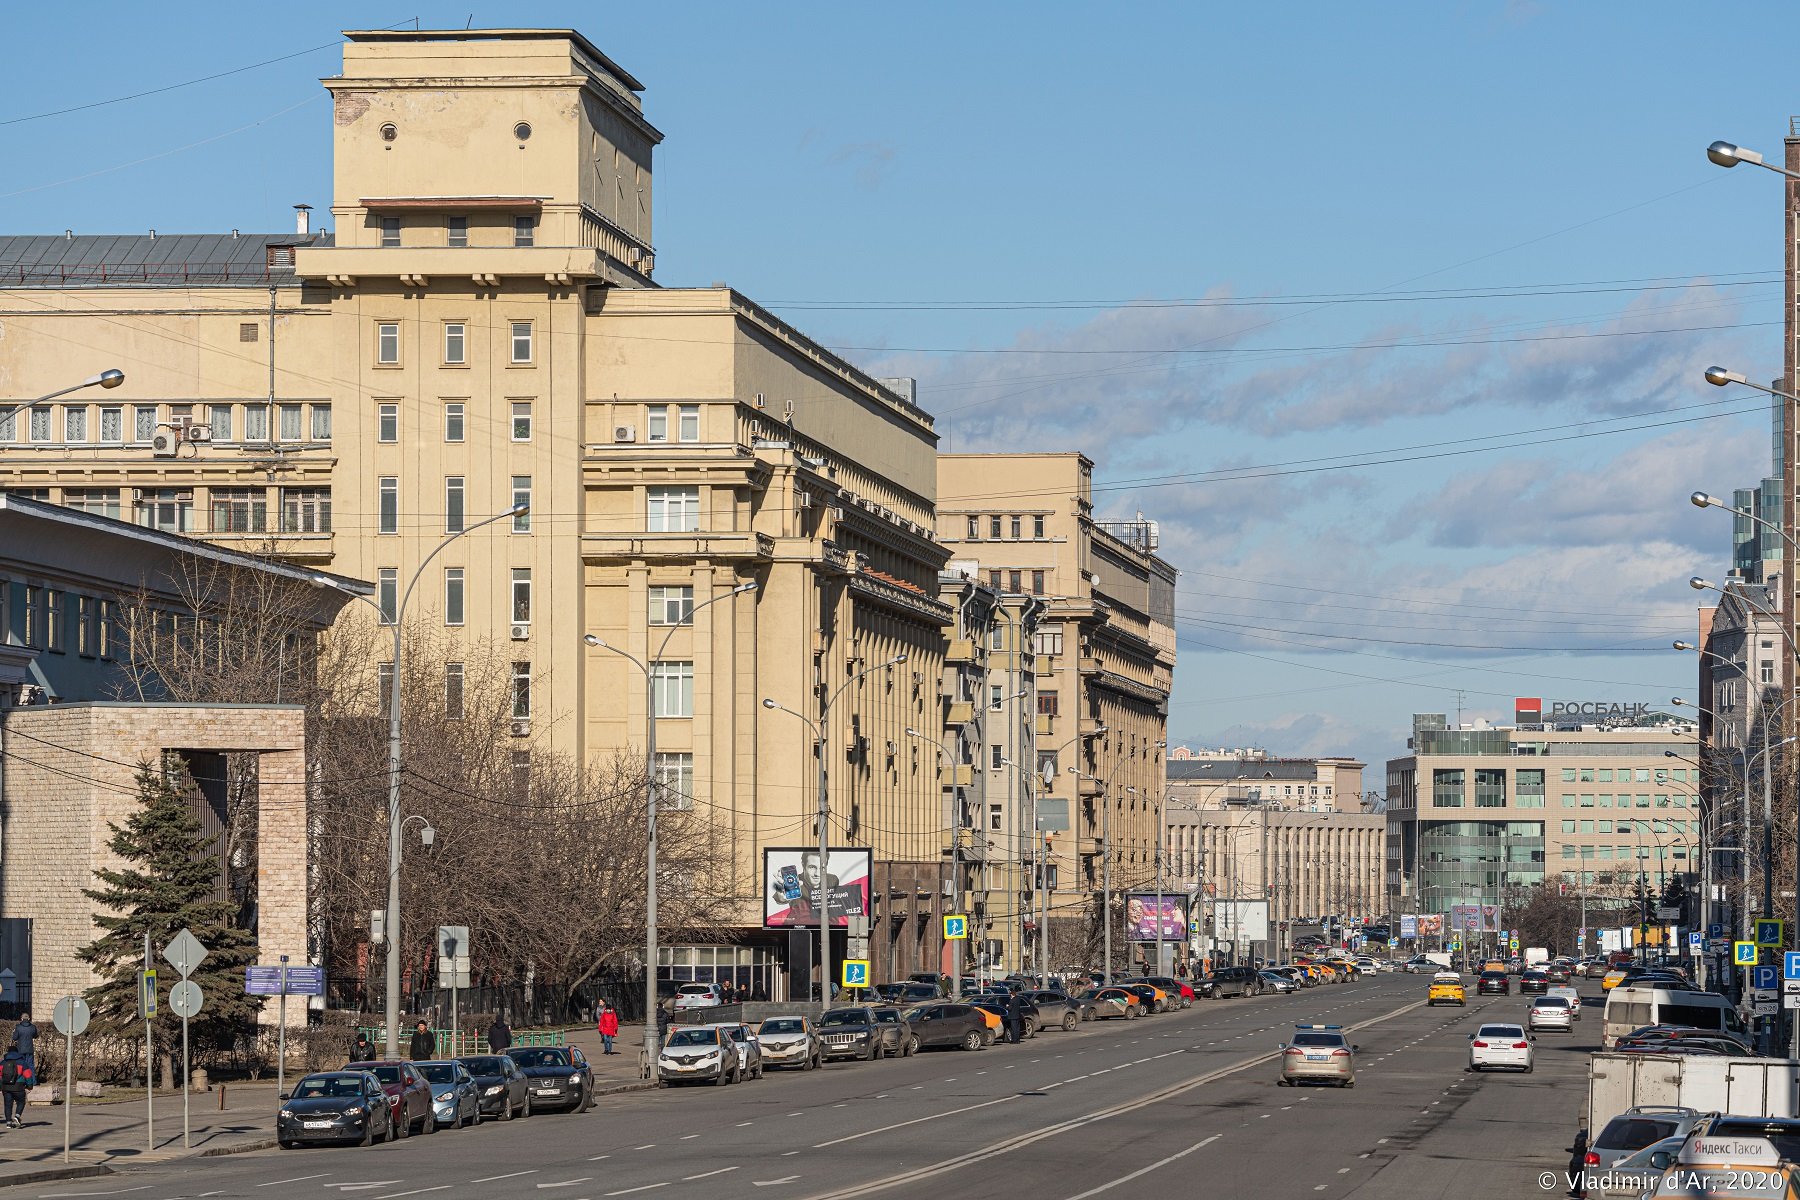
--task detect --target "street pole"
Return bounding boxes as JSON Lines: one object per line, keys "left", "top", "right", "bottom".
{"left": 277, "top": 954, "right": 289, "bottom": 1109}
{"left": 1154, "top": 791, "right": 1166, "bottom": 977}
{"left": 585, "top": 581, "right": 756, "bottom": 1066}
{"left": 143, "top": 930, "right": 153, "bottom": 1152}
{"left": 0, "top": 368, "right": 124, "bottom": 428}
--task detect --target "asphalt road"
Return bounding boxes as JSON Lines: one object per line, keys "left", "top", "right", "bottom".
{"left": 13, "top": 974, "right": 1595, "bottom": 1200}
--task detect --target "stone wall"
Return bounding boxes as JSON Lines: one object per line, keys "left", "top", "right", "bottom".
{"left": 0, "top": 702, "right": 307, "bottom": 1018}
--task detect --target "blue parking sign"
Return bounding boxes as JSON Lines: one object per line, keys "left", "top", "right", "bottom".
{"left": 1709, "top": 923, "right": 1725, "bottom": 939}
{"left": 1785, "top": 951, "right": 1800, "bottom": 982}
{"left": 1753, "top": 964, "right": 1779, "bottom": 991}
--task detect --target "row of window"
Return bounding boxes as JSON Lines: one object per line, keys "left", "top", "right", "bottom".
{"left": 378, "top": 401, "right": 536, "bottom": 445}
{"left": 12, "top": 487, "right": 333, "bottom": 535}
{"left": 8, "top": 585, "right": 118, "bottom": 659}
{"left": 378, "top": 476, "right": 533, "bottom": 535}
{"left": 983, "top": 568, "right": 1048, "bottom": 596}
{"left": 1559, "top": 819, "right": 1693, "bottom": 834}
{"left": 373, "top": 319, "right": 534, "bottom": 367}
{"left": 1560, "top": 766, "right": 1693, "bottom": 784}
{"left": 964, "top": 514, "right": 1048, "bottom": 541}
{"left": 1559, "top": 845, "right": 1688, "bottom": 861}
{"left": 377, "top": 213, "right": 536, "bottom": 249}
{"left": 0, "top": 402, "right": 331, "bottom": 445}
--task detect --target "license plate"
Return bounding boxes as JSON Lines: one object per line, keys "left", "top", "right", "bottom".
{"left": 1306, "top": 1054, "right": 1329, "bottom": 1061}
{"left": 304, "top": 1120, "right": 334, "bottom": 1129}
{"left": 537, "top": 1087, "right": 558, "bottom": 1094}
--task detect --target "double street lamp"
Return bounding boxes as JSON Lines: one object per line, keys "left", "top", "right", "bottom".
{"left": 313, "top": 501, "right": 527, "bottom": 1058}
{"left": 764, "top": 653, "right": 907, "bottom": 1009}
{"left": 585, "top": 580, "right": 757, "bottom": 1065}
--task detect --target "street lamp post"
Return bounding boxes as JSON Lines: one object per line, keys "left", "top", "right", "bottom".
{"left": 313, "top": 502, "right": 525, "bottom": 1058}
{"left": 1706, "top": 141, "right": 1800, "bottom": 180}
{"left": 1, "top": 368, "right": 124, "bottom": 429}
{"left": 585, "top": 580, "right": 757, "bottom": 1065}
{"left": 1071, "top": 755, "right": 1133, "bottom": 984}
{"left": 764, "top": 654, "right": 907, "bottom": 1011}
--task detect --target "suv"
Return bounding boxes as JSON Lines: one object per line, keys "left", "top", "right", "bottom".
{"left": 672, "top": 983, "right": 723, "bottom": 1011}
{"left": 658, "top": 1025, "right": 739, "bottom": 1086}
{"left": 1202, "top": 966, "right": 1260, "bottom": 999}
{"left": 818, "top": 1006, "right": 907, "bottom": 1061}
{"left": 1586, "top": 1106, "right": 1706, "bottom": 1172}
{"left": 905, "top": 1003, "right": 992, "bottom": 1051}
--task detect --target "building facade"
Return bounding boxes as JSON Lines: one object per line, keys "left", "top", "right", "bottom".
{"left": 936, "top": 453, "right": 1177, "bottom": 959}
{"left": 1165, "top": 749, "right": 1366, "bottom": 813}
{"left": 1384, "top": 711, "right": 1701, "bottom": 924}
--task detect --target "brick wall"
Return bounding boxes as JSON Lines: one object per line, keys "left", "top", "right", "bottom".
{"left": 0, "top": 703, "right": 307, "bottom": 1019}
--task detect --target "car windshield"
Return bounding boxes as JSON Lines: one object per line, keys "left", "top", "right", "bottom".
{"left": 666, "top": 1029, "right": 717, "bottom": 1048}
{"left": 459, "top": 1057, "right": 507, "bottom": 1075}
{"left": 1478, "top": 1026, "right": 1524, "bottom": 1038}
{"left": 677, "top": 985, "right": 713, "bottom": 996}
{"left": 760, "top": 1019, "right": 805, "bottom": 1034}
{"left": 1291, "top": 1034, "right": 1344, "bottom": 1048}
{"left": 1602, "top": 1117, "right": 1682, "bottom": 1153}
{"left": 510, "top": 1049, "right": 570, "bottom": 1069}
{"left": 294, "top": 1075, "right": 365, "bottom": 1099}
{"left": 819, "top": 1009, "right": 869, "bottom": 1027}
{"left": 367, "top": 1066, "right": 402, "bottom": 1085}
{"left": 416, "top": 1064, "right": 457, "bottom": 1084}
{"left": 873, "top": 1010, "right": 900, "bottom": 1024}
{"left": 1705, "top": 1121, "right": 1800, "bottom": 1161}
{"left": 1619, "top": 1137, "right": 1687, "bottom": 1168}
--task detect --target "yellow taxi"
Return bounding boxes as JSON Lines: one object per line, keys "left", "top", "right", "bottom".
{"left": 1427, "top": 971, "right": 1466, "bottom": 1007}
{"left": 1649, "top": 1121, "right": 1800, "bottom": 1199}
{"left": 1601, "top": 966, "right": 1631, "bottom": 991}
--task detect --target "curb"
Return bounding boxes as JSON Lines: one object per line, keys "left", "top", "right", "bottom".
{"left": 199, "top": 1137, "right": 280, "bottom": 1158}
{"left": 594, "top": 1080, "right": 658, "bottom": 1097}
{"left": 0, "top": 1164, "right": 114, "bottom": 1191}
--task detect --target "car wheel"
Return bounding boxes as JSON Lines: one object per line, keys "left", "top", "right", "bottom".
{"left": 422, "top": 1109, "right": 436, "bottom": 1135}
{"left": 755, "top": 1062, "right": 765, "bottom": 1080}
{"left": 452, "top": 1105, "right": 463, "bottom": 1130}
{"left": 714, "top": 1066, "right": 731, "bottom": 1087}
{"left": 802, "top": 1052, "right": 815, "bottom": 1071}
{"left": 1344, "top": 1080, "right": 1355, "bottom": 1089}
{"left": 281, "top": 1136, "right": 298, "bottom": 1150}
{"left": 523, "top": 1093, "right": 533, "bottom": 1117}
{"left": 396, "top": 1108, "right": 410, "bottom": 1139}
{"left": 907, "top": 1036, "right": 919, "bottom": 1056}
{"left": 500, "top": 1095, "right": 514, "bottom": 1120}
{"left": 1062, "top": 1012, "right": 1078, "bottom": 1032}
{"left": 962, "top": 1030, "right": 983, "bottom": 1052}
{"left": 1276, "top": 1078, "right": 1289, "bottom": 1087}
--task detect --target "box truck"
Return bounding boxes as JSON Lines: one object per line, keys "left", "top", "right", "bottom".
{"left": 1587, "top": 1052, "right": 1800, "bottom": 1133}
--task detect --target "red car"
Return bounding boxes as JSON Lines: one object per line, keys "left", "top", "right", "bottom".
{"left": 344, "top": 1060, "right": 436, "bottom": 1137}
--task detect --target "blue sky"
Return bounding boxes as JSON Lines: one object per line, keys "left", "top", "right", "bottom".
{"left": 5, "top": 1, "right": 1793, "bottom": 784}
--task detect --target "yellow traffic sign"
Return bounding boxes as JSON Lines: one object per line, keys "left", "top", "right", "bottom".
{"left": 841, "top": 959, "right": 871, "bottom": 989}
{"left": 1757, "top": 919, "right": 1786, "bottom": 948}
{"left": 944, "top": 914, "right": 969, "bottom": 940}
{"left": 1735, "top": 940, "right": 1759, "bottom": 966}
{"left": 139, "top": 968, "right": 158, "bottom": 1018}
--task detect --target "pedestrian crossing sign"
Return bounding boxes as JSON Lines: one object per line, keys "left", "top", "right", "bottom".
{"left": 944, "top": 915, "right": 969, "bottom": 940}
{"left": 1736, "top": 940, "right": 1759, "bottom": 966}
{"left": 842, "top": 959, "right": 870, "bottom": 989}
{"left": 1757, "top": 919, "right": 1786, "bottom": 949}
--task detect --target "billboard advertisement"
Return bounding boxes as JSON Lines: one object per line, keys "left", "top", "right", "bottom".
{"left": 1481, "top": 904, "right": 1501, "bottom": 933}
{"left": 1125, "top": 894, "right": 1187, "bottom": 942}
{"left": 1215, "top": 900, "right": 1269, "bottom": 944}
{"left": 1399, "top": 914, "right": 1418, "bottom": 939}
{"left": 1414, "top": 914, "right": 1443, "bottom": 937}
{"left": 763, "top": 847, "right": 871, "bottom": 929}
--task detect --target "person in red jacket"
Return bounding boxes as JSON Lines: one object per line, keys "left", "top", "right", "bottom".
{"left": 597, "top": 1002, "right": 620, "bottom": 1055}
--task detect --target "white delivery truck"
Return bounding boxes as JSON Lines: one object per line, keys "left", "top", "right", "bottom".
{"left": 1424, "top": 951, "right": 1453, "bottom": 970}
{"left": 1525, "top": 947, "right": 1550, "bottom": 966}
{"left": 1587, "top": 1052, "right": 1800, "bottom": 1133}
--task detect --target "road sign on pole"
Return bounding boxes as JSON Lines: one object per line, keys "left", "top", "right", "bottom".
{"left": 943, "top": 915, "right": 969, "bottom": 940}
{"left": 1757, "top": 920, "right": 1785, "bottom": 949}
{"left": 1736, "top": 941, "right": 1759, "bottom": 967}
{"left": 841, "top": 959, "right": 870, "bottom": 989}
{"left": 1753, "top": 964, "right": 1779, "bottom": 991}
{"left": 168, "top": 980, "right": 203, "bottom": 1148}
{"left": 162, "top": 928, "right": 208, "bottom": 979}
{"left": 52, "top": 996, "right": 88, "bottom": 1164}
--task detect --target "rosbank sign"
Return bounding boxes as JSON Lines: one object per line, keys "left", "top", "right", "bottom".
{"left": 1515, "top": 697, "right": 1649, "bottom": 723}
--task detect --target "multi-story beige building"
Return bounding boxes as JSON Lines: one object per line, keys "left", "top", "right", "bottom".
{"left": 936, "top": 453, "right": 1177, "bottom": 962}
{"left": 1384, "top": 711, "right": 1702, "bottom": 925}
{"left": 1165, "top": 748, "right": 1367, "bottom": 812}
{"left": 0, "top": 28, "right": 957, "bottom": 998}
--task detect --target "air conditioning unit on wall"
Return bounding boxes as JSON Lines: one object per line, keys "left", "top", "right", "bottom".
{"left": 613, "top": 425, "right": 636, "bottom": 443}
{"left": 511, "top": 624, "right": 530, "bottom": 641}
{"left": 510, "top": 719, "right": 530, "bottom": 738}
{"left": 151, "top": 432, "right": 178, "bottom": 458}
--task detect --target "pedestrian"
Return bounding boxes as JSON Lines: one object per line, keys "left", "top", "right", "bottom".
{"left": 597, "top": 1003, "right": 619, "bottom": 1055}
{"left": 486, "top": 1015, "right": 512, "bottom": 1054}
{"left": 1005, "top": 992, "right": 1024, "bottom": 1045}
{"left": 11, "top": 1013, "right": 35, "bottom": 1079}
{"left": 0, "top": 1039, "right": 29, "bottom": 1129}
{"left": 349, "top": 1032, "right": 375, "bottom": 1064}
{"left": 408, "top": 1019, "right": 434, "bottom": 1061}
{"left": 1566, "top": 1124, "right": 1589, "bottom": 1198}
{"left": 719, "top": 980, "right": 734, "bottom": 1005}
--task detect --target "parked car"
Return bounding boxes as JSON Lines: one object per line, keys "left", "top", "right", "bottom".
{"left": 413, "top": 1060, "right": 481, "bottom": 1129}
{"left": 278, "top": 1070, "right": 396, "bottom": 1148}
{"left": 1590, "top": 1136, "right": 1687, "bottom": 1200}
{"left": 1128, "top": 976, "right": 1195, "bottom": 1009}
{"left": 1260, "top": 970, "right": 1299, "bottom": 994}
{"left": 1467, "top": 1023, "right": 1533, "bottom": 1072}
{"left": 344, "top": 1060, "right": 436, "bottom": 1136}
{"left": 903, "top": 1003, "right": 993, "bottom": 1051}
{"left": 969, "top": 995, "right": 1041, "bottom": 1037}
{"left": 703, "top": 1023, "right": 765, "bottom": 1079}
{"left": 906, "top": 973, "right": 950, "bottom": 995}
{"left": 874, "top": 982, "right": 941, "bottom": 1006}
{"left": 673, "top": 983, "right": 724, "bottom": 1011}
{"left": 1079, "top": 987, "right": 1141, "bottom": 1019}
{"left": 1476, "top": 971, "right": 1510, "bottom": 996}
{"left": 506, "top": 1046, "right": 594, "bottom": 1112}
{"left": 1277, "top": 1023, "right": 1356, "bottom": 1088}
{"left": 1029, "top": 990, "right": 1091, "bottom": 1028}
{"left": 871, "top": 1007, "right": 919, "bottom": 1056}
{"left": 658, "top": 1025, "right": 740, "bottom": 1086}
{"left": 1585, "top": 1107, "right": 1706, "bottom": 1174}
{"left": 819, "top": 1006, "right": 906, "bottom": 1061}
{"left": 756, "top": 1016, "right": 824, "bottom": 1070}
{"left": 455, "top": 1053, "right": 532, "bottom": 1120}
{"left": 1202, "top": 966, "right": 1261, "bottom": 998}
{"left": 1519, "top": 969, "right": 1551, "bottom": 995}
{"left": 1526, "top": 996, "right": 1575, "bottom": 1033}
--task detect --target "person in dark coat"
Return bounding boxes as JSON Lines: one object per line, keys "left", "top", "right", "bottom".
{"left": 1567, "top": 1124, "right": 1589, "bottom": 1198}
{"left": 0, "top": 1039, "right": 29, "bottom": 1128}
{"left": 349, "top": 1032, "right": 375, "bottom": 1064}
{"left": 486, "top": 1017, "right": 512, "bottom": 1054}
{"left": 11, "top": 1014, "right": 36, "bottom": 1078}
{"left": 408, "top": 1020, "right": 434, "bottom": 1060}
{"left": 1005, "top": 992, "right": 1025, "bottom": 1044}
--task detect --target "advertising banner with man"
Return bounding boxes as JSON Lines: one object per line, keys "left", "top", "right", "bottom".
{"left": 763, "top": 848, "right": 872, "bottom": 929}
{"left": 1415, "top": 914, "right": 1444, "bottom": 937}
{"left": 1125, "top": 895, "right": 1187, "bottom": 941}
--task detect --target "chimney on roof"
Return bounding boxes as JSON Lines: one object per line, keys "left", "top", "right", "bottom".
{"left": 63, "top": 230, "right": 72, "bottom": 240}
{"left": 148, "top": 229, "right": 156, "bottom": 240}
{"left": 231, "top": 229, "right": 239, "bottom": 239}
{"left": 294, "top": 204, "right": 312, "bottom": 237}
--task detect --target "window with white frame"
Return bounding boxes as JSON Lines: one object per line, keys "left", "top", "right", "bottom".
{"left": 444, "top": 322, "right": 466, "bottom": 364}
{"left": 279, "top": 404, "right": 303, "bottom": 441}
{"left": 445, "top": 476, "right": 465, "bottom": 534}
{"left": 649, "top": 585, "right": 695, "bottom": 625}
{"left": 311, "top": 404, "right": 331, "bottom": 440}
{"left": 651, "top": 661, "right": 694, "bottom": 717}
{"left": 511, "top": 476, "right": 532, "bottom": 531}
{"left": 445, "top": 662, "right": 465, "bottom": 719}
{"left": 511, "top": 568, "right": 532, "bottom": 624}
{"left": 29, "top": 407, "right": 51, "bottom": 442}
{"left": 280, "top": 487, "right": 331, "bottom": 533}
{"left": 137, "top": 488, "right": 192, "bottom": 532}
{"left": 380, "top": 216, "right": 401, "bottom": 248}
{"left": 376, "top": 322, "right": 400, "bottom": 364}
{"left": 377, "top": 568, "right": 398, "bottom": 624}
{"left": 511, "top": 401, "right": 532, "bottom": 441}
{"left": 63, "top": 407, "right": 87, "bottom": 442}
{"left": 378, "top": 477, "right": 398, "bottom": 534}
{"left": 678, "top": 404, "right": 700, "bottom": 442}
{"left": 647, "top": 486, "right": 699, "bottom": 532}
{"left": 510, "top": 321, "right": 533, "bottom": 363}
{"left": 210, "top": 487, "right": 267, "bottom": 534}
{"left": 446, "top": 216, "right": 468, "bottom": 248}
{"left": 243, "top": 405, "right": 267, "bottom": 442}
{"left": 513, "top": 215, "right": 536, "bottom": 247}
{"left": 378, "top": 404, "right": 399, "bottom": 443}
{"left": 647, "top": 405, "right": 668, "bottom": 443}
{"left": 444, "top": 567, "right": 465, "bottom": 626}
{"left": 444, "top": 402, "right": 465, "bottom": 442}
{"left": 654, "top": 753, "right": 695, "bottom": 810}
{"left": 511, "top": 661, "right": 532, "bottom": 719}
{"left": 64, "top": 488, "right": 120, "bottom": 519}
{"left": 207, "top": 405, "right": 231, "bottom": 442}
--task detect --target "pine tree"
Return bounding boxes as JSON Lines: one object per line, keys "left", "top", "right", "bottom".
{"left": 77, "top": 764, "right": 264, "bottom": 1086}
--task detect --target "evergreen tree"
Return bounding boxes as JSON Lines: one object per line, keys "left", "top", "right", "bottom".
{"left": 77, "top": 764, "right": 263, "bottom": 1085}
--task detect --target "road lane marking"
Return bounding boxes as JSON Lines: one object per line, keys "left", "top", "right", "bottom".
{"left": 1056, "top": 1134, "right": 1222, "bottom": 1200}
{"left": 738, "top": 1121, "right": 756, "bottom": 1126}
{"left": 375, "top": 1189, "right": 451, "bottom": 1200}
{"left": 260, "top": 1178, "right": 332, "bottom": 1188}
{"left": 40, "top": 1191, "right": 153, "bottom": 1199}
{"left": 635, "top": 1143, "right": 658, "bottom": 1149}
{"left": 538, "top": 1180, "right": 592, "bottom": 1190}
{"left": 605, "top": 1186, "right": 668, "bottom": 1197}
{"left": 683, "top": 1169, "right": 740, "bottom": 1181}
{"left": 813, "top": 1093, "right": 1020, "bottom": 1149}
{"left": 588, "top": 1156, "right": 611, "bottom": 1162}
{"left": 473, "top": 1171, "right": 539, "bottom": 1183}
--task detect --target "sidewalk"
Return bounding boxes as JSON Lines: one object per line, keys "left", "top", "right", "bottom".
{"left": 0, "top": 1025, "right": 658, "bottom": 1189}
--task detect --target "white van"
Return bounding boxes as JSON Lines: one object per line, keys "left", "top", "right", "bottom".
{"left": 1601, "top": 986, "right": 1745, "bottom": 1048}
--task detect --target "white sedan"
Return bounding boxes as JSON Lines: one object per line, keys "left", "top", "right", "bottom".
{"left": 1468, "top": 1023, "right": 1534, "bottom": 1072}
{"left": 1527, "top": 996, "right": 1574, "bottom": 1032}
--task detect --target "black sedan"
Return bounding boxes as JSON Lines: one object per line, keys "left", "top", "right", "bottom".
{"left": 1519, "top": 969, "right": 1550, "bottom": 995}
{"left": 968, "top": 995, "right": 1041, "bottom": 1037}
{"left": 507, "top": 1046, "right": 594, "bottom": 1113}
{"left": 456, "top": 1053, "right": 532, "bottom": 1119}
{"left": 904, "top": 1003, "right": 993, "bottom": 1050}
{"left": 278, "top": 1071, "right": 394, "bottom": 1148}
{"left": 1476, "top": 971, "right": 1510, "bottom": 995}
{"left": 1029, "top": 989, "right": 1091, "bottom": 1029}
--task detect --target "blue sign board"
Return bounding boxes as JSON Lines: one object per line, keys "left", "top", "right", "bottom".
{"left": 1709, "top": 923, "right": 1725, "bottom": 940}
{"left": 1785, "top": 951, "right": 1800, "bottom": 982}
{"left": 1753, "top": 964, "right": 1780, "bottom": 991}
{"left": 246, "top": 965, "right": 326, "bottom": 996}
